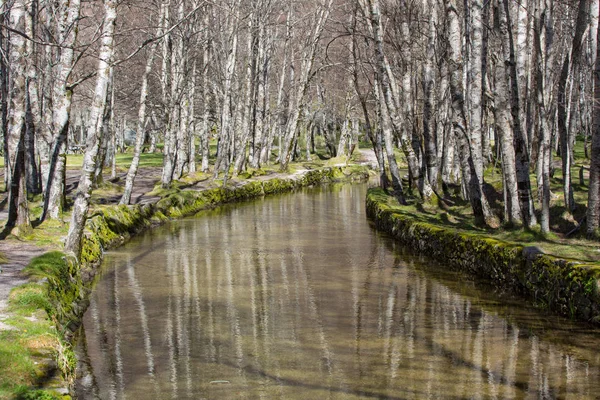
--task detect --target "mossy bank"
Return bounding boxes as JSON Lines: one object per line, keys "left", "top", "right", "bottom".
{"left": 3, "top": 165, "right": 370, "bottom": 399}
{"left": 366, "top": 188, "right": 600, "bottom": 325}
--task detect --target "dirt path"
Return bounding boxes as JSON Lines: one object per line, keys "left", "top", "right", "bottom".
{"left": 0, "top": 167, "right": 162, "bottom": 329}
{"left": 0, "top": 240, "right": 48, "bottom": 330}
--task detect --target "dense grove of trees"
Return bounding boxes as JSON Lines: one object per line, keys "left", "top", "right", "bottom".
{"left": 1, "top": 0, "right": 600, "bottom": 259}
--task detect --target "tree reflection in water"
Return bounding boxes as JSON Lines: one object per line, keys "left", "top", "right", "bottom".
{"left": 76, "top": 184, "right": 600, "bottom": 399}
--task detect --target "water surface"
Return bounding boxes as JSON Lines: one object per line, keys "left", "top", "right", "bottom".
{"left": 77, "top": 184, "right": 600, "bottom": 399}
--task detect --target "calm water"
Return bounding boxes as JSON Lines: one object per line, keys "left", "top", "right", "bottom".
{"left": 76, "top": 184, "right": 600, "bottom": 399}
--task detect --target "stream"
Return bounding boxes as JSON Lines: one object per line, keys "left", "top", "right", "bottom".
{"left": 76, "top": 183, "right": 600, "bottom": 399}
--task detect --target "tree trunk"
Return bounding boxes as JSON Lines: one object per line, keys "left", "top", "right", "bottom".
{"left": 42, "top": 0, "right": 81, "bottom": 221}
{"left": 213, "top": 0, "right": 241, "bottom": 183}
{"left": 25, "top": 0, "right": 41, "bottom": 195}
{"left": 280, "top": 0, "right": 333, "bottom": 170}
{"left": 200, "top": 8, "right": 211, "bottom": 172}
{"left": 234, "top": 13, "right": 256, "bottom": 174}
{"left": 188, "top": 59, "right": 197, "bottom": 174}
{"left": 64, "top": 0, "right": 117, "bottom": 259}
{"left": 558, "top": 0, "right": 588, "bottom": 212}
{"left": 121, "top": 42, "right": 159, "bottom": 205}
{"left": 5, "top": 0, "right": 30, "bottom": 231}
{"left": 587, "top": 5, "right": 600, "bottom": 236}
{"left": 446, "top": 0, "right": 494, "bottom": 224}
{"left": 534, "top": 0, "right": 554, "bottom": 233}
{"left": 376, "top": 81, "right": 405, "bottom": 203}
{"left": 493, "top": 2, "right": 522, "bottom": 225}
{"left": 501, "top": 0, "right": 538, "bottom": 227}
{"left": 422, "top": 0, "right": 439, "bottom": 189}
{"left": 363, "top": 0, "right": 433, "bottom": 202}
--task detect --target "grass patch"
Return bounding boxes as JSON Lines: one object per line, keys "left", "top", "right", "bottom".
{"left": 373, "top": 140, "right": 600, "bottom": 262}
{"left": 21, "top": 220, "right": 68, "bottom": 249}
{"left": 0, "top": 269, "right": 66, "bottom": 400}
{"left": 67, "top": 151, "right": 164, "bottom": 169}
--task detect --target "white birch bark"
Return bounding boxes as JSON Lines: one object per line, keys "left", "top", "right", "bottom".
{"left": 558, "top": 0, "right": 588, "bottom": 212}
{"left": 213, "top": 0, "right": 241, "bottom": 182}
{"left": 5, "top": 0, "right": 30, "bottom": 230}
{"left": 362, "top": 0, "right": 433, "bottom": 201}
{"left": 65, "top": 0, "right": 117, "bottom": 258}
{"left": 493, "top": 0, "right": 522, "bottom": 225}
{"left": 42, "top": 0, "right": 81, "bottom": 221}
{"left": 422, "top": 0, "right": 439, "bottom": 188}
{"left": 188, "top": 59, "right": 197, "bottom": 174}
{"left": 516, "top": 0, "right": 530, "bottom": 151}
{"left": 280, "top": 0, "right": 333, "bottom": 170}
{"left": 234, "top": 13, "right": 256, "bottom": 174}
{"left": 173, "top": 0, "right": 190, "bottom": 179}
{"left": 0, "top": 0, "right": 7, "bottom": 190}
{"left": 262, "top": 3, "right": 292, "bottom": 165}
{"left": 120, "top": 41, "right": 159, "bottom": 205}
{"left": 535, "top": 0, "right": 554, "bottom": 233}
{"left": 587, "top": 6, "right": 600, "bottom": 235}
{"left": 501, "top": 0, "right": 538, "bottom": 227}
{"left": 25, "top": 0, "right": 41, "bottom": 194}
{"left": 446, "top": 0, "right": 494, "bottom": 222}
{"left": 200, "top": 8, "right": 211, "bottom": 172}
{"left": 251, "top": 14, "right": 268, "bottom": 169}
{"left": 375, "top": 80, "right": 406, "bottom": 203}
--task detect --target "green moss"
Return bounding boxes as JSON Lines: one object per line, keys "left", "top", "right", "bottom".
{"left": 366, "top": 188, "right": 600, "bottom": 324}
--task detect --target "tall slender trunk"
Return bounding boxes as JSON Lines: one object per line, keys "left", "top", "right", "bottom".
{"left": 42, "top": 0, "right": 81, "bottom": 221}
{"left": 160, "top": 0, "right": 176, "bottom": 187}
{"left": 422, "top": 0, "right": 439, "bottom": 189}
{"left": 558, "top": 0, "right": 588, "bottom": 212}
{"left": 493, "top": 0, "right": 522, "bottom": 225}
{"left": 587, "top": 4, "right": 600, "bottom": 236}
{"left": 446, "top": 0, "right": 494, "bottom": 223}
{"left": 25, "top": 0, "right": 41, "bottom": 195}
{"left": 262, "top": 3, "right": 291, "bottom": 166}
{"left": 93, "top": 67, "right": 114, "bottom": 188}
{"left": 501, "top": 0, "right": 537, "bottom": 227}
{"left": 213, "top": 0, "right": 241, "bottom": 182}
{"left": 0, "top": 0, "right": 8, "bottom": 192}
{"left": 173, "top": 0, "right": 190, "bottom": 179}
{"left": 234, "top": 13, "right": 256, "bottom": 173}
{"left": 188, "top": 59, "right": 197, "bottom": 174}
{"left": 251, "top": 14, "right": 268, "bottom": 168}
{"left": 280, "top": 0, "right": 333, "bottom": 170}
{"left": 375, "top": 81, "right": 405, "bottom": 203}
{"left": 120, "top": 42, "right": 159, "bottom": 205}
{"left": 65, "top": 0, "right": 117, "bottom": 258}
{"left": 363, "top": 0, "right": 433, "bottom": 201}
{"left": 5, "top": 0, "right": 30, "bottom": 230}
{"left": 535, "top": 0, "right": 554, "bottom": 233}
{"left": 200, "top": 8, "right": 211, "bottom": 172}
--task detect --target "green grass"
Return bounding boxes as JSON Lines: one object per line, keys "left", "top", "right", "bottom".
{"left": 377, "top": 139, "right": 600, "bottom": 262}
{"left": 0, "top": 276, "right": 65, "bottom": 400}
{"left": 66, "top": 151, "right": 164, "bottom": 169}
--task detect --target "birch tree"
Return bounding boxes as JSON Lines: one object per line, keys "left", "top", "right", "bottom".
{"left": 557, "top": 0, "right": 588, "bottom": 212}
{"left": 65, "top": 0, "right": 117, "bottom": 258}
{"left": 4, "top": 0, "right": 30, "bottom": 231}
{"left": 41, "top": 0, "right": 81, "bottom": 221}
{"left": 120, "top": 40, "right": 160, "bottom": 205}
{"left": 446, "top": 0, "right": 495, "bottom": 224}
{"left": 500, "top": 0, "right": 537, "bottom": 227}
{"left": 279, "top": 0, "right": 333, "bottom": 171}
{"left": 212, "top": 0, "right": 241, "bottom": 183}
{"left": 587, "top": 10, "right": 600, "bottom": 237}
